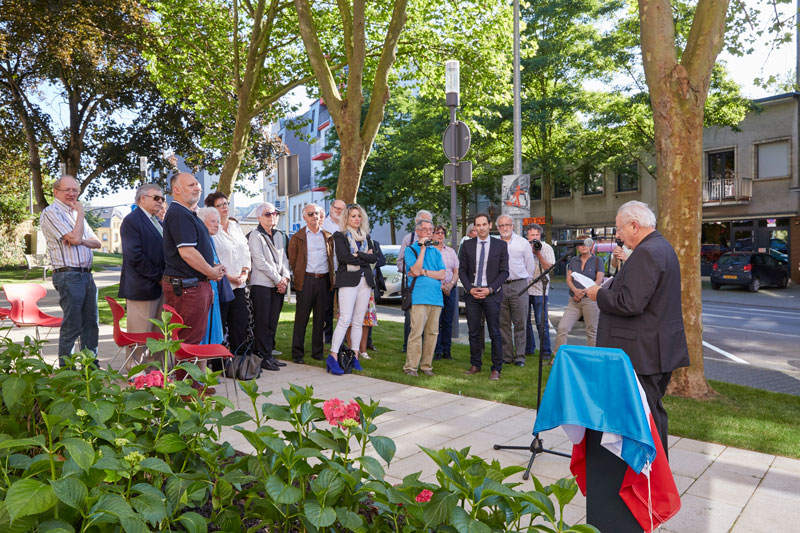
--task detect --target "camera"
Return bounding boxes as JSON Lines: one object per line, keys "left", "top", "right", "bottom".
{"left": 531, "top": 239, "right": 542, "bottom": 251}
{"left": 615, "top": 238, "right": 624, "bottom": 247}
{"left": 423, "top": 240, "right": 439, "bottom": 247}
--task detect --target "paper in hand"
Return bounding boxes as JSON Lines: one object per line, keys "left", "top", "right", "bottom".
{"left": 570, "top": 271, "right": 595, "bottom": 289}
{"left": 601, "top": 276, "right": 614, "bottom": 289}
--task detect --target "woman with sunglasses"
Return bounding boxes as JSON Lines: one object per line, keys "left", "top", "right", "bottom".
{"left": 248, "top": 203, "right": 291, "bottom": 371}
{"left": 328, "top": 204, "right": 377, "bottom": 374}
{"left": 432, "top": 226, "right": 459, "bottom": 361}
{"left": 205, "top": 191, "right": 251, "bottom": 355}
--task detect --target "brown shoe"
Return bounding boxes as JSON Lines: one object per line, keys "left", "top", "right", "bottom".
{"left": 465, "top": 366, "right": 480, "bottom": 375}
{"left": 404, "top": 369, "right": 418, "bottom": 377}
{"left": 421, "top": 370, "right": 435, "bottom": 376}
{"left": 489, "top": 370, "right": 500, "bottom": 381}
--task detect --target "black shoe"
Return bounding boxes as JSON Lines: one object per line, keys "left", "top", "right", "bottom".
{"left": 260, "top": 357, "right": 280, "bottom": 371}
{"left": 514, "top": 361, "right": 525, "bottom": 367}
{"left": 311, "top": 354, "right": 324, "bottom": 361}
{"left": 442, "top": 353, "right": 452, "bottom": 360}
{"left": 293, "top": 358, "right": 305, "bottom": 364}
{"left": 433, "top": 353, "right": 442, "bottom": 361}
{"left": 366, "top": 344, "right": 378, "bottom": 352}
{"left": 270, "top": 357, "right": 287, "bottom": 367}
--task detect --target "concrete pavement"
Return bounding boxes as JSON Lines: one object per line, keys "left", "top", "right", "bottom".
{"left": 3, "top": 269, "right": 799, "bottom": 531}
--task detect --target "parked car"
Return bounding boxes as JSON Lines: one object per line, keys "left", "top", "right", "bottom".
{"left": 378, "top": 245, "right": 402, "bottom": 302}
{"left": 711, "top": 252, "right": 789, "bottom": 292}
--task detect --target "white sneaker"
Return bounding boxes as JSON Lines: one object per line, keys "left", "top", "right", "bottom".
{"left": 360, "top": 352, "right": 371, "bottom": 360}
{"left": 272, "top": 349, "right": 282, "bottom": 356}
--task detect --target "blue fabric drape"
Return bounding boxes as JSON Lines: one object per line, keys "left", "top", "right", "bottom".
{"left": 202, "top": 241, "right": 224, "bottom": 345}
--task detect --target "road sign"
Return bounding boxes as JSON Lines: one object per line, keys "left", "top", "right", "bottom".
{"left": 444, "top": 161, "right": 473, "bottom": 186}
{"left": 443, "top": 121, "right": 471, "bottom": 160}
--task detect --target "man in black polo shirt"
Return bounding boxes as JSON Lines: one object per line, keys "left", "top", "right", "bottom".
{"left": 162, "top": 172, "right": 225, "bottom": 351}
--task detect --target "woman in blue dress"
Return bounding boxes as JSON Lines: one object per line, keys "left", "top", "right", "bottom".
{"left": 197, "top": 208, "right": 224, "bottom": 345}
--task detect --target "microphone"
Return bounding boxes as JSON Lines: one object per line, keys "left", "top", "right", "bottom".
{"left": 553, "top": 238, "right": 594, "bottom": 247}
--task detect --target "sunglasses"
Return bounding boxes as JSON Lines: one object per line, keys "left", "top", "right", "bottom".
{"left": 262, "top": 211, "right": 279, "bottom": 217}
{"left": 146, "top": 195, "right": 165, "bottom": 202}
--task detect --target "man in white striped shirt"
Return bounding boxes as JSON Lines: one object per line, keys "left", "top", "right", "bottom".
{"left": 40, "top": 175, "right": 102, "bottom": 367}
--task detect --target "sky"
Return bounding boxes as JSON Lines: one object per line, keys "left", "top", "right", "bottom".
{"left": 90, "top": 3, "right": 796, "bottom": 209}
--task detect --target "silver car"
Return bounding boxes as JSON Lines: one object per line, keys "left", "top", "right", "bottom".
{"left": 378, "top": 245, "right": 402, "bottom": 302}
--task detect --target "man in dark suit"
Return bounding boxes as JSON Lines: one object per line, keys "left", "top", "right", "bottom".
{"left": 119, "top": 184, "right": 166, "bottom": 370}
{"left": 458, "top": 213, "right": 509, "bottom": 381}
{"left": 586, "top": 201, "right": 690, "bottom": 453}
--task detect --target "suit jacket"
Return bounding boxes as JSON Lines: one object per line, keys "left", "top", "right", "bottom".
{"left": 249, "top": 226, "right": 291, "bottom": 288}
{"left": 333, "top": 231, "right": 378, "bottom": 288}
{"left": 458, "top": 237, "right": 509, "bottom": 294}
{"left": 596, "top": 231, "right": 690, "bottom": 375}
{"left": 287, "top": 226, "right": 334, "bottom": 292}
{"left": 119, "top": 206, "right": 164, "bottom": 301}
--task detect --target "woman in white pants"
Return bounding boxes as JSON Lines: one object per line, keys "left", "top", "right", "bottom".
{"left": 329, "top": 204, "right": 377, "bottom": 375}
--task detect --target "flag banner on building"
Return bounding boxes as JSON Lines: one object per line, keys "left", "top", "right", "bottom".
{"left": 533, "top": 345, "right": 681, "bottom": 531}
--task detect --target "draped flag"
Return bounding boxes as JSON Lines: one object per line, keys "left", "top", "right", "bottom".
{"left": 533, "top": 345, "right": 681, "bottom": 531}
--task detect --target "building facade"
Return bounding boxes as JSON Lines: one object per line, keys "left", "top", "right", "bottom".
{"left": 94, "top": 207, "right": 126, "bottom": 253}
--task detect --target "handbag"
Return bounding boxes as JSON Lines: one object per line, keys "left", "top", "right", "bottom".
{"left": 338, "top": 348, "right": 356, "bottom": 374}
{"left": 219, "top": 276, "right": 235, "bottom": 304}
{"left": 224, "top": 340, "right": 262, "bottom": 380}
{"left": 401, "top": 247, "right": 419, "bottom": 312}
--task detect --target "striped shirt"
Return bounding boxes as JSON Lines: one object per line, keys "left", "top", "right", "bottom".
{"left": 40, "top": 198, "right": 98, "bottom": 269}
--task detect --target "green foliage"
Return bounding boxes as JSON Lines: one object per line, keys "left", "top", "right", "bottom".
{"left": 0, "top": 335, "right": 593, "bottom": 531}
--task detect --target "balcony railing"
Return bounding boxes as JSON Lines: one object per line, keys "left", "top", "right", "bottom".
{"left": 702, "top": 176, "right": 752, "bottom": 204}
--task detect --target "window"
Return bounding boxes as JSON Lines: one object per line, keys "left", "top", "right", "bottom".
{"left": 756, "top": 140, "right": 790, "bottom": 179}
{"left": 102, "top": 234, "right": 108, "bottom": 241}
{"left": 707, "top": 149, "right": 735, "bottom": 181}
{"left": 553, "top": 180, "right": 571, "bottom": 198}
{"left": 583, "top": 172, "right": 604, "bottom": 195}
{"left": 616, "top": 163, "right": 639, "bottom": 192}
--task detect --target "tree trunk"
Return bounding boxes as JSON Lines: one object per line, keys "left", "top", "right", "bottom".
{"left": 389, "top": 212, "right": 396, "bottom": 244}
{"left": 542, "top": 173, "right": 553, "bottom": 242}
{"left": 217, "top": 108, "right": 253, "bottom": 196}
{"left": 335, "top": 115, "right": 368, "bottom": 203}
{"left": 19, "top": 109, "right": 47, "bottom": 211}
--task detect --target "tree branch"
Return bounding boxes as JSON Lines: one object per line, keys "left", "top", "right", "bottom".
{"left": 682, "top": 0, "right": 730, "bottom": 89}
{"left": 293, "top": 0, "right": 343, "bottom": 117}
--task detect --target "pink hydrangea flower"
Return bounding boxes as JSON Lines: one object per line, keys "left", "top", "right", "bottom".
{"left": 415, "top": 489, "right": 433, "bottom": 503}
{"left": 133, "top": 370, "right": 169, "bottom": 389}
{"left": 322, "top": 398, "right": 361, "bottom": 427}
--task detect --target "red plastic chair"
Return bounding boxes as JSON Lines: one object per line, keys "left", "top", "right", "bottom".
{"left": 2, "top": 283, "right": 62, "bottom": 340}
{"left": 104, "top": 296, "right": 164, "bottom": 371}
{"left": 162, "top": 304, "right": 236, "bottom": 400}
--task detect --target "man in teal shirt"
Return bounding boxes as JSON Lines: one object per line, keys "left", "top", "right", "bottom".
{"left": 403, "top": 219, "right": 446, "bottom": 376}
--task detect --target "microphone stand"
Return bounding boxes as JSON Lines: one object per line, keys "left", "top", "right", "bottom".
{"left": 493, "top": 246, "right": 576, "bottom": 480}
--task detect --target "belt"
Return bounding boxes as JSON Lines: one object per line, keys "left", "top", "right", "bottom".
{"left": 55, "top": 266, "right": 91, "bottom": 273}
{"left": 504, "top": 278, "right": 525, "bottom": 284}
{"left": 163, "top": 275, "right": 208, "bottom": 283}
{"left": 305, "top": 272, "right": 328, "bottom": 279}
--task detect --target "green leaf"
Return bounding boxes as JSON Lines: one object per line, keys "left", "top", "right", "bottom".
{"left": 450, "top": 506, "right": 492, "bottom": 533}
{"left": 155, "top": 433, "right": 187, "bottom": 453}
{"left": 357, "top": 455, "right": 385, "bottom": 480}
{"left": 423, "top": 490, "right": 458, "bottom": 527}
{"left": 220, "top": 471, "right": 256, "bottom": 485}
{"left": 265, "top": 475, "right": 302, "bottom": 505}
{"left": 303, "top": 501, "right": 336, "bottom": 528}
{"left": 521, "top": 491, "right": 555, "bottom": 521}
{"left": 307, "top": 431, "right": 342, "bottom": 452}
{"left": 212, "top": 478, "right": 233, "bottom": 509}
{"left": 124, "top": 390, "right": 156, "bottom": 410}
{"left": 50, "top": 477, "right": 88, "bottom": 510}
{"left": 551, "top": 477, "right": 579, "bottom": 507}
{"left": 565, "top": 525, "right": 602, "bottom": 533}
{"left": 336, "top": 507, "right": 364, "bottom": 530}
{"left": 465, "top": 463, "right": 486, "bottom": 488}
{"left": 2, "top": 375, "right": 27, "bottom": 409}
{"left": 140, "top": 457, "right": 173, "bottom": 475}
{"left": 37, "top": 519, "right": 75, "bottom": 533}
{"left": 310, "top": 469, "right": 345, "bottom": 504}
{"left": 369, "top": 435, "right": 396, "bottom": 464}
{"left": 219, "top": 410, "right": 251, "bottom": 426}
{"left": 62, "top": 437, "right": 95, "bottom": 470}
{"left": 0, "top": 435, "right": 45, "bottom": 450}
{"left": 120, "top": 515, "right": 150, "bottom": 533}
{"left": 5, "top": 478, "right": 58, "bottom": 522}
{"left": 130, "top": 491, "right": 167, "bottom": 526}
{"left": 261, "top": 403, "right": 292, "bottom": 421}
{"left": 91, "top": 493, "right": 135, "bottom": 519}
{"left": 80, "top": 399, "right": 115, "bottom": 424}
{"left": 178, "top": 511, "right": 208, "bottom": 533}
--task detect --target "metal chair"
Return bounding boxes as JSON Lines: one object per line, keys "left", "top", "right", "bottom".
{"left": 104, "top": 296, "right": 164, "bottom": 371}
{"left": 162, "top": 304, "right": 237, "bottom": 401}
{"left": 2, "top": 283, "right": 62, "bottom": 340}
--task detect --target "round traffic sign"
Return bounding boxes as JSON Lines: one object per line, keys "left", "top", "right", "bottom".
{"left": 443, "top": 121, "right": 471, "bottom": 160}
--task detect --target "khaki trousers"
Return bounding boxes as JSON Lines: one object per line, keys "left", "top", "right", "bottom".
{"left": 404, "top": 304, "right": 442, "bottom": 372}
{"left": 125, "top": 296, "right": 164, "bottom": 370}
{"left": 554, "top": 296, "right": 599, "bottom": 355}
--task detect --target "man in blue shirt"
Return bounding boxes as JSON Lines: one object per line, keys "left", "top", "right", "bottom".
{"left": 403, "top": 219, "right": 446, "bottom": 377}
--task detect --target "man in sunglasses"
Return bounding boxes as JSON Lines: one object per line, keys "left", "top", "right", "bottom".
{"left": 119, "top": 183, "right": 166, "bottom": 371}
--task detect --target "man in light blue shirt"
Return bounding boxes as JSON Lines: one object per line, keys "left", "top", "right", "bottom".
{"left": 403, "top": 219, "right": 445, "bottom": 377}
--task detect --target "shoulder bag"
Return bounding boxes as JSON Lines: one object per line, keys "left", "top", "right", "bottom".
{"left": 401, "top": 247, "right": 419, "bottom": 311}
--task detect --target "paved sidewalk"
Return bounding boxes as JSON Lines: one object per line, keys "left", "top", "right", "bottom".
{"left": 5, "top": 272, "right": 799, "bottom": 531}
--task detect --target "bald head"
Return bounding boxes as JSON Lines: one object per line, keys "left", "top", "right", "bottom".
{"left": 171, "top": 172, "right": 202, "bottom": 208}
{"left": 53, "top": 175, "right": 81, "bottom": 205}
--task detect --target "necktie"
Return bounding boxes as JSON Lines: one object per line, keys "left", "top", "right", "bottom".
{"left": 151, "top": 215, "right": 163, "bottom": 236}
{"left": 477, "top": 241, "right": 486, "bottom": 287}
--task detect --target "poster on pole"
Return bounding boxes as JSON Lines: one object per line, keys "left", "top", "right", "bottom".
{"left": 502, "top": 174, "right": 530, "bottom": 216}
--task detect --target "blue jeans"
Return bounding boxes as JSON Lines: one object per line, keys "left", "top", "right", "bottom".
{"left": 52, "top": 271, "right": 98, "bottom": 366}
{"left": 525, "top": 295, "right": 551, "bottom": 356}
{"left": 435, "top": 288, "right": 459, "bottom": 355}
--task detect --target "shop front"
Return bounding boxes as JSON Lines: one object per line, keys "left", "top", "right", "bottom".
{"left": 701, "top": 217, "right": 791, "bottom": 276}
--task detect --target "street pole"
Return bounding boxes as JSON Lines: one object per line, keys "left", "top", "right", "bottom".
{"left": 445, "top": 60, "right": 462, "bottom": 337}
{"left": 513, "top": 0, "right": 522, "bottom": 177}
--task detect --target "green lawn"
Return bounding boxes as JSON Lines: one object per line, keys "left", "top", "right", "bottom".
{"left": 272, "top": 302, "right": 800, "bottom": 459}
{"left": 0, "top": 252, "right": 122, "bottom": 283}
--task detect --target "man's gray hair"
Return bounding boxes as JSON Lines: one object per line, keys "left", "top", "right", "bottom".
{"left": 618, "top": 200, "right": 656, "bottom": 229}
{"left": 53, "top": 175, "right": 77, "bottom": 190}
{"left": 415, "top": 209, "right": 433, "bottom": 223}
{"left": 197, "top": 207, "right": 219, "bottom": 223}
{"left": 416, "top": 218, "right": 433, "bottom": 230}
{"left": 497, "top": 214, "right": 513, "bottom": 225}
{"left": 254, "top": 202, "right": 277, "bottom": 218}
{"left": 465, "top": 223, "right": 475, "bottom": 235}
{"left": 304, "top": 203, "right": 321, "bottom": 216}
{"left": 135, "top": 183, "right": 163, "bottom": 204}
{"left": 526, "top": 223, "right": 543, "bottom": 234}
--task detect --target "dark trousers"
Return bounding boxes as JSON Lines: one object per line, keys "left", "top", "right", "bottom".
{"left": 292, "top": 277, "right": 330, "bottom": 361}
{"left": 465, "top": 292, "right": 503, "bottom": 372}
{"left": 324, "top": 288, "right": 335, "bottom": 343}
{"left": 638, "top": 371, "right": 673, "bottom": 459}
{"left": 251, "top": 285, "right": 283, "bottom": 358}
{"left": 525, "top": 295, "right": 552, "bottom": 355}
{"left": 434, "top": 288, "right": 459, "bottom": 355}
{"left": 220, "top": 287, "right": 249, "bottom": 353}
{"left": 53, "top": 271, "right": 99, "bottom": 366}
{"left": 162, "top": 279, "right": 212, "bottom": 345}
{"left": 402, "top": 309, "right": 411, "bottom": 351}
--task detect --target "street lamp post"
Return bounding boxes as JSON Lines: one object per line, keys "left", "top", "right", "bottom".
{"left": 445, "top": 60, "right": 459, "bottom": 252}
{"left": 139, "top": 156, "right": 148, "bottom": 183}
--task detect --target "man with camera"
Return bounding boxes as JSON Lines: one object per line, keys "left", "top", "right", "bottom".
{"left": 525, "top": 223, "right": 555, "bottom": 362}
{"left": 497, "top": 215, "right": 535, "bottom": 367}
{"left": 402, "top": 219, "right": 446, "bottom": 377}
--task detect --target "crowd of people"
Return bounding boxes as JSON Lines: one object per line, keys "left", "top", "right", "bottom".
{"left": 41, "top": 172, "right": 688, "bottom": 451}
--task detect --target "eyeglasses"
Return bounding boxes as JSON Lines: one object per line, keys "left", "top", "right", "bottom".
{"left": 57, "top": 187, "right": 80, "bottom": 194}
{"left": 262, "top": 211, "right": 279, "bottom": 217}
{"left": 433, "top": 230, "right": 445, "bottom": 235}
{"left": 498, "top": 224, "right": 513, "bottom": 228}
{"left": 146, "top": 195, "right": 165, "bottom": 202}
{"left": 304, "top": 211, "right": 320, "bottom": 217}
{"left": 215, "top": 201, "right": 229, "bottom": 207}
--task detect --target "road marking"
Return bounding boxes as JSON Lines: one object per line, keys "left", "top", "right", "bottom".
{"left": 705, "top": 323, "right": 800, "bottom": 339}
{"left": 703, "top": 305, "right": 800, "bottom": 318}
{"left": 702, "top": 340, "right": 749, "bottom": 364}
